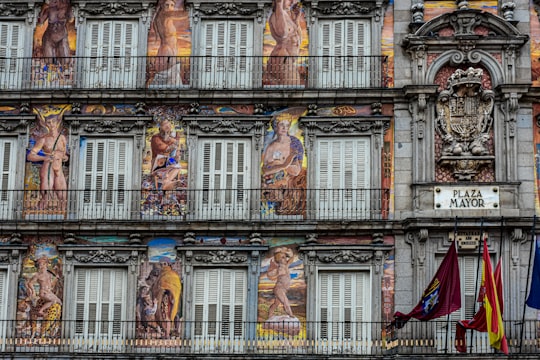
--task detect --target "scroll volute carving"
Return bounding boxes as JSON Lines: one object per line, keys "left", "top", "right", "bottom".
{"left": 435, "top": 67, "right": 494, "bottom": 181}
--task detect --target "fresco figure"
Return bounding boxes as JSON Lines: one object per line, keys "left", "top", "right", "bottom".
{"left": 148, "top": 0, "right": 185, "bottom": 86}
{"left": 27, "top": 108, "right": 69, "bottom": 211}
{"left": 26, "top": 257, "right": 62, "bottom": 317}
{"left": 144, "top": 263, "right": 182, "bottom": 339}
{"left": 267, "top": 247, "right": 295, "bottom": 318}
{"left": 151, "top": 120, "right": 183, "bottom": 191}
{"left": 262, "top": 113, "right": 305, "bottom": 214}
{"left": 265, "top": 0, "right": 303, "bottom": 86}
{"left": 37, "top": 0, "right": 73, "bottom": 66}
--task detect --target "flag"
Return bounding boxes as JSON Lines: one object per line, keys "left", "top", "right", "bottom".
{"left": 455, "top": 256, "right": 504, "bottom": 353}
{"left": 482, "top": 235, "right": 509, "bottom": 354}
{"left": 526, "top": 236, "right": 540, "bottom": 309}
{"left": 393, "top": 241, "right": 461, "bottom": 329}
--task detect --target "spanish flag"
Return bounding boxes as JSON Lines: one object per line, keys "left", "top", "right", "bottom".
{"left": 482, "top": 235, "right": 508, "bottom": 355}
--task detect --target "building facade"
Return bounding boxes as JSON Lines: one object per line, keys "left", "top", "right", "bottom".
{"left": 0, "top": 0, "right": 539, "bottom": 358}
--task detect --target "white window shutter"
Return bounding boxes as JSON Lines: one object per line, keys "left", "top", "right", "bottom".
{"left": 0, "top": 22, "right": 23, "bottom": 88}
{"left": 0, "top": 270, "right": 6, "bottom": 318}
{"left": 197, "top": 139, "right": 250, "bottom": 219}
{"left": 0, "top": 139, "right": 15, "bottom": 193}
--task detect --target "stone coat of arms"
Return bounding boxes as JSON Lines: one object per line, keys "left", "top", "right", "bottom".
{"left": 435, "top": 68, "right": 495, "bottom": 180}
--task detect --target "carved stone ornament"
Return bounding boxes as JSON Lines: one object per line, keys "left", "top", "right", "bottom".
{"left": 84, "top": 119, "right": 146, "bottom": 133}
{"left": 0, "top": 117, "right": 30, "bottom": 133}
{"left": 76, "top": 2, "right": 150, "bottom": 17}
{"left": 194, "top": 250, "right": 247, "bottom": 264}
{"left": 436, "top": 67, "right": 495, "bottom": 181}
{"left": 312, "top": 2, "right": 374, "bottom": 16}
{"left": 197, "top": 3, "right": 260, "bottom": 16}
{"left": 74, "top": 250, "right": 135, "bottom": 263}
{"left": 302, "top": 118, "right": 388, "bottom": 134}
{"left": 188, "top": 118, "right": 266, "bottom": 135}
{"left": 318, "top": 250, "right": 373, "bottom": 264}
{"left": 0, "top": 2, "right": 34, "bottom": 18}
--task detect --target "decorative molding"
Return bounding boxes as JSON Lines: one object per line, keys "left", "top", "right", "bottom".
{"left": 305, "top": 233, "right": 318, "bottom": 244}
{"left": 0, "top": 117, "right": 30, "bottom": 134}
{"left": 317, "top": 250, "right": 373, "bottom": 264}
{"left": 196, "top": 2, "right": 261, "bottom": 17}
{"left": 312, "top": 2, "right": 375, "bottom": 16}
{"left": 194, "top": 250, "right": 248, "bottom": 264}
{"left": 76, "top": 2, "right": 150, "bottom": 17}
{"left": 249, "top": 233, "right": 264, "bottom": 245}
{"left": 73, "top": 250, "right": 135, "bottom": 263}
{"left": 187, "top": 118, "right": 266, "bottom": 135}
{"left": 406, "top": 229, "right": 428, "bottom": 266}
{"left": 302, "top": 118, "right": 388, "bottom": 134}
{"left": 183, "top": 232, "right": 197, "bottom": 244}
{"left": 0, "top": 2, "right": 35, "bottom": 23}
{"left": 65, "top": 115, "right": 151, "bottom": 135}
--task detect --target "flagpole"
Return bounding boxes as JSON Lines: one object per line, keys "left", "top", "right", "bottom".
{"left": 469, "top": 217, "right": 484, "bottom": 353}
{"left": 519, "top": 215, "right": 537, "bottom": 353}
{"left": 445, "top": 217, "right": 459, "bottom": 354}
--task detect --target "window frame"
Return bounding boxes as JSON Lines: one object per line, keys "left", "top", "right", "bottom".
{"left": 64, "top": 114, "right": 151, "bottom": 220}
{"left": 185, "top": 116, "right": 268, "bottom": 221}
{"left": 301, "top": 116, "right": 391, "bottom": 220}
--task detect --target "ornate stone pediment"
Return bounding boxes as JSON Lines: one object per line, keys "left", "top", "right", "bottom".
{"left": 194, "top": 250, "right": 248, "bottom": 264}
{"left": 435, "top": 67, "right": 494, "bottom": 181}
{"left": 0, "top": 116, "right": 32, "bottom": 134}
{"left": 64, "top": 115, "right": 151, "bottom": 134}
{"left": 73, "top": 249, "right": 136, "bottom": 263}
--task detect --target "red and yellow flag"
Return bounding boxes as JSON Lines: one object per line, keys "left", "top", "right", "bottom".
{"left": 482, "top": 235, "right": 508, "bottom": 354}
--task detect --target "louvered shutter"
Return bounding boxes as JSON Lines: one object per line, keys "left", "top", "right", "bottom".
{"left": 197, "top": 139, "right": 250, "bottom": 220}
{"left": 316, "top": 138, "right": 370, "bottom": 219}
{"left": 85, "top": 21, "right": 138, "bottom": 88}
{"left": 74, "top": 268, "right": 126, "bottom": 349}
{"left": 318, "top": 271, "right": 371, "bottom": 346}
{"left": 80, "top": 138, "right": 132, "bottom": 219}
{"left": 0, "top": 22, "right": 23, "bottom": 89}
{"left": 318, "top": 20, "right": 370, "bottom": 88}
{"left": 193, "top": 269, "right": 246, "bottom": 338}
{"left": 0, "top": 139, "right": 15, "bottom": 218}
{"left": 199, "top": 21, "right": 252, "bottom": 89}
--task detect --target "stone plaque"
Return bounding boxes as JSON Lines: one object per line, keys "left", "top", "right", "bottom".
{"left": 434, "top": 186, "right": 499, "bottom": 209}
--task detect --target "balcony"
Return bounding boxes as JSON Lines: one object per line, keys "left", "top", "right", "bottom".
{"left": 0, "top": 320, "right": 538, "bottom": 356}
{"left": 0, "top": 55, "right": 389, "bottom": 91}
{"left": 0, "top": 189, "right": 390, "bottom": 222}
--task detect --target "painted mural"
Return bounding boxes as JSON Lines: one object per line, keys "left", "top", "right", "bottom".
{"left": 17, "top": 239, "right": 63, "bottom": 338}
{"left": 25, "top": 105, "right": 71, "bottom": 216}
{"left": 532, "top": 0, "right": 540, "bottom": 87}
{"left": 263, "top": 0, "right": 308, "bottom": 87}
{"left": 261, "top": 109, "right": 307, "bottom": 217}
{"left": 137, "top": 238, "right": 182, "bottom": 339}
{"left": 142, "top": 106, "right": 188, "bottom": 217}
{"left": 33, "top": 0, "right": 76, "bottom": 88}
{"left": 382, "top": 0, "right": 394, "bottom": 88}
{"left": 258, "top": 238, "right": 306, "bottom": 339}
{"left": 424, "top": 1, "right": 497, "bottom": 21}
{"left": 147, "top": 0, "right": 190, "bottom": 87}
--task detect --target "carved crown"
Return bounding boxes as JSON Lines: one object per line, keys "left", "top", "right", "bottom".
{"left": 447, "top": 67, "right": 483, "bottom": 90}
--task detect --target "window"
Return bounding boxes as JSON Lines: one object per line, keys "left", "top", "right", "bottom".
{"left": 318, "top": 271, "right": 371, "bottom": 353}
{"left": 74, "top": 268, "right": 127, "bottom": 351}
{"left": 435, "top": 255, "right": 489, "bottom": 352}
{"left": 198, "top": 20, "right": 253, "bottom": 89}
{"left": 84, "top": 20, "right": 138, "bottom": 88}
{"left": 317, "top": 19, "right": 370, "bottom": 88}
{"left": 0, "top": 22, "right": 23, "bottom": 89}
{"left": 79, "top": 138, "right": 132, "bottom": 219}
{"left": 316, "top": 138, "right": 370, "bottom": 219}
{"left": 193, "top": 268, "right": 246, "bottom": 350}
{"left": 0, "top": 139, "right": 15, "bottom": 219}
{"left": 196, "top": 139, "right": 250, "bottom": 220}
{"left": 0, "top": 269, "right": 6, "bottom": 351}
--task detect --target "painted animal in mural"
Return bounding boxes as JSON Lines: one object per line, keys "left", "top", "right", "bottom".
{"left": 38, "top": 0, "right": 73, "bottom": 65}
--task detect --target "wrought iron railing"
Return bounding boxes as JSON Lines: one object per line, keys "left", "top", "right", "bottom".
{"left": 0, "top": 55, "right": 389, "bottom": 91}
{"left": 0, "top": 320, "right": 538, "bottom": 355}
{"left": 0, "top": 188, "right": 390, "bottom": 222}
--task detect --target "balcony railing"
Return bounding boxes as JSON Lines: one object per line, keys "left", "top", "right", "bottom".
{"left": 0, "top": 55, "right": 389, "bottom": 91}
{"left": 0, "top": 188, "right": 389, "bottom": 222}
{"left": 0, "top": 320, "right": 539, "bottom": 355}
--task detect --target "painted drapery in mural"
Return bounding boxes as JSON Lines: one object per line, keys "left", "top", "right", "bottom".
{"left": 137, "top": 238, "right": 182, "bottom": 339}
{"left": 25, "top": 105, "right": 70, "bottom": 216}
{"left": 33, "top": 0, "right": 76, "bottom": 88}
{"left": 142, "top": 106, "right": 188, "bottom": 217}
{"left": 17, "top": 240, "right": 63, "bottom": 338}
{"left": 261, "top": 110, "right": 307, "bottom": 217}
